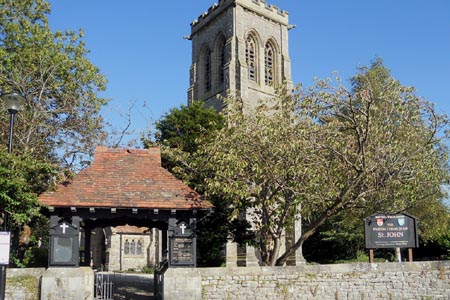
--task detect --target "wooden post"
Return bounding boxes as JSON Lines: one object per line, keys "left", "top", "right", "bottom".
{"left": 369, "top": 249, "right": 374, "bottom": 263}
{"left": 408, "top": 248, "right": 413, "bottom": 262}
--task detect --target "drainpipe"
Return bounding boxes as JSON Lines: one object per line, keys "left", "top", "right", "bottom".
{"left": 119, "top": 234, "right": 123, "bottom": 271}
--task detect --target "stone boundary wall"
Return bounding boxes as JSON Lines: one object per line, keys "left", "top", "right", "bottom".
{"left": 164, "top": 261, "right": 450, "bottom": 300}
{"left": 5, "top": 268, "right": 45, "bottom": 300}
{"left": 6, "top": 267, "right": 94, "bottom": 300}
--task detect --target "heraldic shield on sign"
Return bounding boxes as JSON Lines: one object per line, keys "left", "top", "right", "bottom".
{"left": 364, "top": 213, "right": 418, "bottom": 249}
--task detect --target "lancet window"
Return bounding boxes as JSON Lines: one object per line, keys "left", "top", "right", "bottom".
{"left": 245, "top": 35, "right": 257, "bottom": 81}
{"left": 124, "top": 239, "right": 130, "bottom": 254}
{"left": 217, "top": 37, "right": 226, "bottom": 84}
{"left": 265, "top": 42, "right": 275, "bottom": 85}
{"left": 136, "top": 240, "right": 143, "bottom": 255}
{"left": 204, "top": 48, "right": 212, "bottom": 92}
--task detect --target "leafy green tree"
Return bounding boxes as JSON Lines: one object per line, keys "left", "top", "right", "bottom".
{"left": 195, "top": 60, "right": 449, "bottom": 266}
{"left": 0, "top": 0, "right": 108, "bottom": 169}
{"left": 0, "top": 146, "right": 56, "bottom": 266}
{"left": 0, "top": 146, "right": 55, "bottom": 225}
{"left": 150, "top": 101, "right": 229, "bottom": 266}
{"left": 153, "top": 100, "right": 224, "bottom": 153}
{"left": 0, "top": 0, "right": 108, "bottom": 266}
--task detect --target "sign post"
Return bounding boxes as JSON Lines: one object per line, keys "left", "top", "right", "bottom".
{"left": 364, "top": 213, "right": 418, "bottom": 263}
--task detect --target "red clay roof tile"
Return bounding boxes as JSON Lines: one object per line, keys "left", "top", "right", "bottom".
{"left": 39, "top": 147, "right": 212, "bottom": 210}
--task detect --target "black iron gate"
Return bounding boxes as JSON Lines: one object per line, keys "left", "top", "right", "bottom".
{"left": 154, "top": 260, "right": 169, "bottom": 300}
{"left": 94, "top": 271, "right": 114, "bottom": 300}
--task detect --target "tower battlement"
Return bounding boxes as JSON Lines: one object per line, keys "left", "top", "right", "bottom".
{"left": 191, "top": 0, "right": 288, "bottom": 29}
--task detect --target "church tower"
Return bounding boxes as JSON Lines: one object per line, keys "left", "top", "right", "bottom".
{"left": 187, "top": 0, "right": 294, "bottom": 110}
{"left": 188, "top": 1, "right": 304, "bottom": 266}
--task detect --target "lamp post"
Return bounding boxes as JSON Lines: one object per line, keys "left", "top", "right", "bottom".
{"left": 2, "top": 93, "right": 26, "bottom": 154}
{"left": 0, "top": 92, "right": 25, "bottom": 300}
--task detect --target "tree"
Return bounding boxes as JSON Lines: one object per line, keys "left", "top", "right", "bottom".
{"left": 0, "top": 0, "right": 108, "bottom": 266}
{"left": 150, "top": 101, "right": 230, "bottom": 266}
{"left": 196, "top": 60, "right": 449, "bottom": 266}
{"left": 153, "top": 100, "right": 224, "bottom": 154}
{"left": 0, "top": 145, "right": 56, "bottom": 266}
{"left": 0, "top": 146, "right": 55, "bottom": 225}
{"left": 0, "top": 0, "right": 108, "bottom": 170}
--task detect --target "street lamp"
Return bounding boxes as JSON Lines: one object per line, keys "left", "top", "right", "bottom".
{"left": 1, "top": 92, "right": 26, "bottom": 154}
{"left": 0, "top": 92, "right": 25, "bottom": 300}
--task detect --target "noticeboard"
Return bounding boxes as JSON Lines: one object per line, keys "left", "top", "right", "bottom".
{"left": 364, "top": 213, "right": 419, "bottom": 249}
{"left": 0, "top": 232, "right": 11, "bottom": 265}
{"left": 49, "top": 217, "right": 80, "bottom": 267}
{"left": 170, "top": 237, "right": 194, "bottom": 266}
{"left": 169, "top": 219, "right": 196, "bottom": 267}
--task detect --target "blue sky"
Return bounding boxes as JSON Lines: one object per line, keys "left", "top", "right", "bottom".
{"left": 47, "top": 0, "right": 450, "bottom": 146}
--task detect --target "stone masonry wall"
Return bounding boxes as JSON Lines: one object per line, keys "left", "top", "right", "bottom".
{"left": 164, "top": 261, "right": 450, "bottom": 300}
{"left": 5, "top": 268, "right": 45, "bottom": 300}
{"left": 6, "top": 267, "right": 94, "bottom": 300}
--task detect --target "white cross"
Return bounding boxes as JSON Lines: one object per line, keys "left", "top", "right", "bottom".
{"left": 60, "top": 223, "right": 69, "bottom": 234}
{"left": 180, "top": 223, "right": 187, "bottom": 235}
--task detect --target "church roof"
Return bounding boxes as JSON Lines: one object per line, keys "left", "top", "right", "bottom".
{"left": 39, "top": 146, "right": 212, "bottom": 210}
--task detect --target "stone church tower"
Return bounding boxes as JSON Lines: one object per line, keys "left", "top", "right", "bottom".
{"left": 188, "top": 0, "right": 304, "bottom": 266}
{"left": 187, "top": 0, "right": 294, "bottom": 110}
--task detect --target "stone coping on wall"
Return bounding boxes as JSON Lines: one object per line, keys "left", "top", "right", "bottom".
{"left": 167, "top": 260, "right": 450, "bottom": 277}
{"left": 164, "top": 261, "right": 450, "bottom": 300}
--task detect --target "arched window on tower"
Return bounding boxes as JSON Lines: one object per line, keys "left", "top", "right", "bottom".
{"left": 204, "top": 48, "right": 212, "bottom": 92}
{"left": 218, "top": 37, "right": 226, "bottom": 84}
{"left": 245, "top": 35, "right": 257, "bottom": 81}
{"left": 265, "top": 42, "right": 275, "bottom": 86}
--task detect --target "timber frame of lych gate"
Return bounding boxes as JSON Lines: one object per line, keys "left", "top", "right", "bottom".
{"left": 39, "top": 147, "right": 212, "bottom": 269}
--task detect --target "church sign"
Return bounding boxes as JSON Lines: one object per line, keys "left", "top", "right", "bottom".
{"left": 364, "top": 213, "right": 418, "bottom": 249}
{"left": 169, "top": 219, "right": 196, "bottom": 267}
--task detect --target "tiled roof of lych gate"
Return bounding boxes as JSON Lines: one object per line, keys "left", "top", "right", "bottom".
{"left": 39, "top": 146, "right": 213, "bottom": 210}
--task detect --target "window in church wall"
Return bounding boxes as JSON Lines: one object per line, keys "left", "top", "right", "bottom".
{"left": 124, "top": 239, "right": 130, "bottom": 255}
{"left": 245, "top": 35, "right": 257, "bottom": 81}
{"left": 265, "top": 42, "right": 275, "bottom": 86}
{"left": 130, "top": 240, "right": 136, "bottom": 254}
{"left": 218, "top": 38, "right": 226, "bottom": 85}
{"left": 136, "top": 240, "right": 143, "bottom": 255}
{"left": 123, "top": 238, "right": 144, "bottom": 256}
{"left": 204, "top": 48, "right": 212, "bottom": 92}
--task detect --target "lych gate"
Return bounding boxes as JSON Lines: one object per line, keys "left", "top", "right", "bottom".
{"left": 38, "top": 147, "right": 212, "bottom": 298}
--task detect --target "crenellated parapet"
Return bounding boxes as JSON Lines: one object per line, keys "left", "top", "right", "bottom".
{"left": 191, "top": 0, "right": 289, "bottom": 29}
{"left": 188, "top": 0, "right": 293, "bottom": 111}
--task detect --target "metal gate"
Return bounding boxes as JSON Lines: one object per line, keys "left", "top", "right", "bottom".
{"left": 94, "top": 271, "right": 114, "bottom": 300}
{"left": 154, "top": 260, "right": 169, "bottom": 300}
